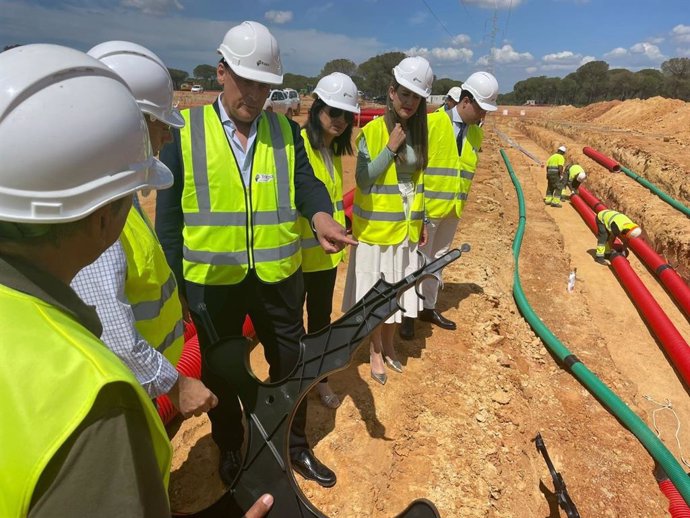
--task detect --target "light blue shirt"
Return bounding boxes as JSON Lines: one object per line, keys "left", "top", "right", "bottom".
{"left": 218, "top": 93, "right": 260, "bottom": 187}
{"left": 451, "top": 107, "right": 467, "bottom": 145}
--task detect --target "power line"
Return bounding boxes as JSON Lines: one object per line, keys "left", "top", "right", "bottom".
{"left": 420, "top": 0, "right": 455, "bottom": 40}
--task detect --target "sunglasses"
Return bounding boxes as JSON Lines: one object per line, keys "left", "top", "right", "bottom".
{"left": 326, "top": 107, "right": 354, "bottom": 122}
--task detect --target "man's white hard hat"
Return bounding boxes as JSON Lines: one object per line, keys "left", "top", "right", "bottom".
{"left": 218, "top": 21, "right": 283, "bottom": 85}
{"left": 0, "top": 44, "right": 172, "bottom": 223}
{"left": 88, "top": 40, "right": 184, "bottom": 128}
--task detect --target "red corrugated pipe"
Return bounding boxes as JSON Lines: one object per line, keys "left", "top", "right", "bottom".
{"left": 583, "top": 146, "right": 621, "bottom": 172}
{"left": 571, "top": 193, "right": 690, "bottom": 387}
{"left": 156, "top": 316, "right": 256, "bottom": 424}
{"left": 343, "top": 188, "right": 354, "bottom": 225}
{"left": 577, "top": 187, "right": 690, "bottom": 320}
{"left": 660, "top": 479, "right": 690, "bottom": 517}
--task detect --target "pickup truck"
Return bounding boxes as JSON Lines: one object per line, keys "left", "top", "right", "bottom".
{"left": 263, "top": 89, "right": 293, "bottom": 117}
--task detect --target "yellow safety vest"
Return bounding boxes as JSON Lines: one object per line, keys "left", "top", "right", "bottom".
{"left": 0, "top": 284, "right": 171, "bottom": 517}
{"left": 298, "top": 128, "right": 346, "bottom": 272}
{"left": 546, "top": 153, "right": 565, "bottom": 174}
{"left": 120, "top": 205, "right": 184, "bottom": 365}
{"left": 180, "top": 106, "right": 300, "bottom": 285}
{"left": 597, "top": 209, "right": 637, "bottom": 233}
{"left": 425, "top": 110, "right": 483, "bottom": 219}
{"left": 568, "top": 164, "right": 585, "bottom": 181}
{"left": 352, "top": 117, "right": 424, "bottom": 245}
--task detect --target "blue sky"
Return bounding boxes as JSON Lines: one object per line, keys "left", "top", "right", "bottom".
{"left": 2, "top": 0, "right": 689, "bottom": 92}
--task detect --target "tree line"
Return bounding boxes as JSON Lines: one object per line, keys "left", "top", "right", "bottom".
{"left": 498, "top": 58, "right": 690, "bottom": 106}
{"left": 168, "top": 54, "right": 690, "bottom": 105}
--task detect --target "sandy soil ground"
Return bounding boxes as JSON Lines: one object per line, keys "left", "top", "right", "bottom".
{"left": 144, "top": 95, "right": 690, "bottom": 517}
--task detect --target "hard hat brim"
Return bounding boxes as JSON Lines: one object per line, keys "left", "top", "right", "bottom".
{"left": 317, "top": 96, "right": 360, "bottom": 114}
{"left": 227, "top": 61, "right": 283, "bottom": 86}
{"left": 146, "top": 157, "right": 174, "bottom": 190}
{"left": 161, "top": 108, "right": 185, "bottom": 129}
{"left": 476, "top": 99, "right": 498, "bottom": 112}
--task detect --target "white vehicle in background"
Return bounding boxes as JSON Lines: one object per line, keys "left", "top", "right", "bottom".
{"left": 283, "top": 88, "right": 301, "bottom": 115}
{"left": 190, "top": 84, "right": 204, "bottom": 93}
{"left": 263, "top": 89, "right": 293, "bottom": 117}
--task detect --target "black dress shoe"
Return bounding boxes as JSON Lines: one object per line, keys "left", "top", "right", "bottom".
{"left": 219, "top": 448, "right": 243, "bottom": 486}
{"left": 418, "top": 308, "right": 456, "bottom": 330}
{"left": 291, "top": 449, "right": 337, "bottom": 488}
{"left": 399, "top": 316, "right": 415, "bottom": 340}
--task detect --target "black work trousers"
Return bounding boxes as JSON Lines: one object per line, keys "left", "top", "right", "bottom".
{"left": 186, "top": 269, "right": 309, "bottom": 455}
{"left": 302, "top": 267, "right": 338, "bottom": 383}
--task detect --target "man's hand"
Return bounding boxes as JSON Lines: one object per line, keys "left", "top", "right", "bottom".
{"left": 243, "top": 494, "right": 273, "bottom": 518}
{"left": 167, "top": 374, "right": 218, "bottom": 418}
{"left": 312, "top": 212, "right": 358, "bottom": 254}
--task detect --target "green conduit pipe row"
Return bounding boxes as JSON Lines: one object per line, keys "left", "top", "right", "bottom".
{"left": 499, "top": 148, "right": 690, "bottom": 505}
{"left": 619, "top": 165, "right": 690, "bottom": 218}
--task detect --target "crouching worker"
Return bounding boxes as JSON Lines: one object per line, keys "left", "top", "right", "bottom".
{"left": 595, "top": 209, "right": 641, "bottom": 265}
{"left": 561, "top": 164, "right": 587, "bottom": 200}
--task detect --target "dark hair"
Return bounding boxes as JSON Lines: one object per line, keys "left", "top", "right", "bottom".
{"left": 384, "top": 79, "right": 428, "bottom": 170}
{"left": 303, "top": 97, "right": 354, "bottom": 157}
{"left": 458, "top": 89, "right": 473, "bottom": 103}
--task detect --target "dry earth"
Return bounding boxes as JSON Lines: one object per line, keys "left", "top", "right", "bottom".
{"left": 143, "top": 94, "right": 690, "bottom": 517}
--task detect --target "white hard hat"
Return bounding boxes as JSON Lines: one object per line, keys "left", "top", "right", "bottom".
{"left": 88, "top": 40, "right": 184, "bottom": 129}
{"left": 446, "top": 86, "right": 462, "bottom": 102}
{"left": 558, "top": 145, "right": 567, "bottom": 153}
{"left": 0, "top": 44, "right": 172, "bottom": 224}
{"left": 393, "top": 56, "right": 433, "bottom": 98}
{"left": 461, "top": 71, "right": 499, "bottom": 112}
{"left": 218, "top": 21, "right": 283, "bottom": 85}
{"left": 576, "top": 171, "right": 587, "bottom": 182}
{"left": 313, "top": 72, "right": 360, "bottom": 114}
{"left": 628, "top": 227, "right": 642, "bottom": 238}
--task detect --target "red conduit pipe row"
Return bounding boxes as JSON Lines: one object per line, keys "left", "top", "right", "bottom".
{"left": 660, "top": 480, "right": 690, "bottom": 518}
{"left": 577, "top": 187, "right": 690, "bottom": 320}
{"left": 570, "top": 194, "right": 690, "bottom": 388}
{"left": 583, "top": 146, "right": 621, "bottom": 172}
{"left": 156, "top": 316, "right": 256, "bottom": 424}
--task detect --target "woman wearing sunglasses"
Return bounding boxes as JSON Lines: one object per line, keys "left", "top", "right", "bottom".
{"left": 299, "top": 72, "right": 360, "bottom": 408}
{"left": 342, "top": 56, "right": 432, "bottom": 385}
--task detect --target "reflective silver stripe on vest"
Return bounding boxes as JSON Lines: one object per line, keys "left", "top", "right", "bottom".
{"left": 190, "top": 108, "right": 211, "bottom": 211}
{"left": 410, "top": 210, "right": 425, "bottom": 220}
{"left": 184, "top": 246, "right": 248, "bottom": 265}
{"left": 425, "top": 191, "right": 468, "bottom": 201}
{"left": 546, "top": 166, "right": 560, "bottom": 173}
{"left": 460, "top": 169, "right": 475, "bottom": 180}
{"left": 367, "top": 184, "right": 401, "bottom": 195}
{"left": 131, "top": 273, "right": 177, "bottom": 321}
{"left": 254, "top": 240, "right": 300, "bottom": 262}
{"left": 353, "top": 205, "right": 405, "bottom": 221}
{"left": 184, "top": 212, "right": 246, "bottom": 226}
{"left": 158, "top": 319, "right": 185, "bottom": 353}
{"left": 254, "top": 208, "right": 297, "bottom": 225}
{"left": 335, "top": 200, "right": 344, "bottom": 211}
{"left": 266, "top": 112, "right": 291, "bottom": 217}
{"left": 301, "top": 236, "right": 320, "bottom": 249}
{"left": 425, "top": 167, "right": 456, "bottom": 177}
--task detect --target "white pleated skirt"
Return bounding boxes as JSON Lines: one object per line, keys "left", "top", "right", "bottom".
{"left": 341, "top": 237, "right": 421, "bottom": 324}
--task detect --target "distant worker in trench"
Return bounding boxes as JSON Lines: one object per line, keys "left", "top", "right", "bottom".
{"left": 561, "top": 163, "right": 587, "bottom": 200}
{"left": 544, "top": 145, "right": 567, "bottom": 207}
{"left": 401, "top": 71, "right": 499, "bottom": 340}
{"left": 595, "top": 209, "right": 642, "bottom": 265}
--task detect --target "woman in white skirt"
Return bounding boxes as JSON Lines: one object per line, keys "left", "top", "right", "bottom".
{"left": 342, "top": 56, "right": 433, "bottom": 385}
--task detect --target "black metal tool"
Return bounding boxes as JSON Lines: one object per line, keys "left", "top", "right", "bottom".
{"left": 182, "top": 246, "right": 468, "bottom": 517}
{"left": 534, "top": 433, "right": 581, "bottom": 518}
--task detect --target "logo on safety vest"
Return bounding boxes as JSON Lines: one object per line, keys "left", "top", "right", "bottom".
{"left": 255, "top": 173, "right": 274, "bottom": 183}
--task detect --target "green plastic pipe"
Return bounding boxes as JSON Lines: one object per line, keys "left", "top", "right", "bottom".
{"left": 499, "top": 148, "right": 690, "bottom": 504}
{"left": 619, "top": 165, "right": 690, "bottom": 218}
